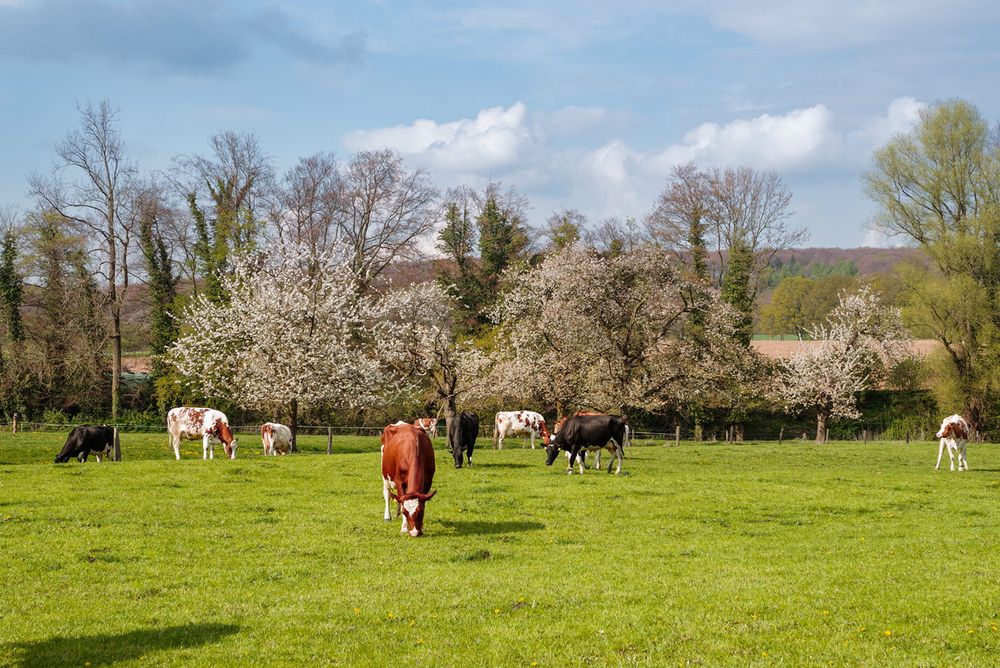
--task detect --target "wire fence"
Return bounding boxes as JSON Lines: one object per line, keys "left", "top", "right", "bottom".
{"left": 5, "top": 420, "right": 939, "bottom": 445}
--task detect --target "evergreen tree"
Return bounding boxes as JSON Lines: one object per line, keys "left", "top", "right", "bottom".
{"left": 139, "top": 200, "right": 179, "bottom": 373}
{"left": 437, "top": 200, "right": 480, "bottom": 333}
{"left": 477, "top": 194, "right": 528, "bottom": 296}
{"left": 0, "top": 231, "right": 23, "bottom": 343}
{"left": 721, "top": 240, "right": 755, "bottom": 345}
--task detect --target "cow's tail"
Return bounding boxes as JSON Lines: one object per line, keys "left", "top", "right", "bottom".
{"left": 492, "top": 418, "right": 499, "bottom": 449}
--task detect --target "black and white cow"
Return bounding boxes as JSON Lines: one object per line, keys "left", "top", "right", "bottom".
{"left": 545, "top": 414, "right": 627, "bottom": 475}
{"left": 54, "top": 425, "right": 115, "bottom": 463}
{"left": 448, "top": 412, "right": 479, "bottom": 468}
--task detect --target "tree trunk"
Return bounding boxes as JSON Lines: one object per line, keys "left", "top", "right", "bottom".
{"left": 815, "top": 410, "right": 828, "bottom": 444}
{"left": 111, "top": 318, "right": 122, "bottom": 426}
{"left": 289, "top": 398, "right": 299, "bottom": 452}
{"left": 443, "top": 396, "right": 458, "bottom": 452}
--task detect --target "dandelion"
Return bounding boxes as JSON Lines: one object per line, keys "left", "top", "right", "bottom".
{"left": 353, "top": 608, "right": 360, "bottom": 615}
{"left": 387, "top": 612, "right": 395, "bottom": 620}
{"left": 883, "top": 630, "right": 892, "bottom": 637}
{"left": 821, "top": 610, "right": 830, "bottom": 615}
{"left": 531, "top": 662, "right": 539, "bottom": 667}
{"left": 494, "top": 608, "right": 500, "bottom": 614}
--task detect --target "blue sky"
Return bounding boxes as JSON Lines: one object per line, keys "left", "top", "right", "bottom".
{"left": 1, "top": 0, "right": 999, "bottom": 246}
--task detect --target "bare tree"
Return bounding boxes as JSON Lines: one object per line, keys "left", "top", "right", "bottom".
{"left": 28, "top": 100, "right": 137, "bottom": 428}
{"left": 173, "top": 131, "right": 274, "bottom": 300}
{"left": 708, "top": 166, "right": 804, "bottom": 299}
{"left": 331, "top": 149, "right": 438, "bottom": 291}
{"left": 267, "top": 153, "right": 340, "bottom": 258}
{"left": 646, "top": 164, "right": 804, "bottom": 297}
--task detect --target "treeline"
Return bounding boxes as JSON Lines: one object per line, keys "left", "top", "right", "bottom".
{"left": 0, "top": 99, "right": 997, "bottom": 441}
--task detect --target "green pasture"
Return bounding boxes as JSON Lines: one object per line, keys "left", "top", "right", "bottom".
{"left": 2, "top": 431, "right": 1000, "bottom": 666}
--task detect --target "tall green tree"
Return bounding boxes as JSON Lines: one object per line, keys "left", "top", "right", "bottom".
{"left": 865, "top": 99, "right": 1000, "bottom": 433}
{"left": 720, "top": 240, "right": 754, "bottom": 345}
{"left": 138, "top": 190, "right": 179, "bottom": 373}
{"left": 0, "top": 230, "right": 23, "bottom": 344}
{"left": 437, "top": 196, "right": 480, "bottom": 333}
{"left": 177, "top": 131, "right": 272, "bottom": 303}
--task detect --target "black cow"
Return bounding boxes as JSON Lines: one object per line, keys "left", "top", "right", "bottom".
{"left": 54, "top": 425, "right": 115, "bottom": 463}
{"left": 545, "top": 415, "right": 626, "bottom": 475}
{"left": 448, "top": 412, "right": 479, "bottom": 468}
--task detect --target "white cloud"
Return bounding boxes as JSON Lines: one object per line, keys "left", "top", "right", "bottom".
{"left": 654, "top": 104, "right": 836, "bottom": 169}
{"left": 851, "top": 96, "right": 926, "bottom": 150}
{"left": 343, "top": 97, "right": 926, "bottom": 245}
{"left": 344, "top": 102, "right": 532, "bottom": 172}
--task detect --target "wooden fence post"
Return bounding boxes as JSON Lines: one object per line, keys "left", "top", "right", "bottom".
{"left": 779, "top": 427, "right": 784, "bottom": 445}
{"left": 906, "top": 431, "right": 910, "bottom": 444}
{"left": 326, "top": 427, "right": 333, "bottom": 455}
{"left": 674, "top": 425, "right": 680, "bottom": 447}
{"left": 113, "top": 427, "right": 122, "bottom": 461}
{"left": 11, "top": 413, "right": 17, "bottom": 435}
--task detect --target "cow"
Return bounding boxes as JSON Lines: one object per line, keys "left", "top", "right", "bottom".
{"left": 493, "top": 410, "right": 550, "bottom": 449}
{"left": 545, "top": 414, "right": 627, "bottom": 475}
{"left": 553, "top": 412, "right": 631, "bottom": 470}
{"left": 381, "top": 422, "right": 436, "bottom": 537}
{"left": 261, "top": 422, "right": 292, "bottom": 456}
{"left": 54, "top": 425, "right": 115, "bottom": 463}
{"left": 167, "top": 407, "right": 239, "bottom": 460}
{"left": 413, "top": 417, "right": 438, "bottom": 439}
{"left": 935, "top": 414, "right": 971, "bottom": 471}
{"left": 448, "top": 412, "right": 479, "bottom": 468}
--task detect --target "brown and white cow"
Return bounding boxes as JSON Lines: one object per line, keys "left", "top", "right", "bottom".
{"left": 413, "top": 417, "right": 438, "bottom": 439}
{"left": 381, "top": 422, "right": 436, "bottom": 537}
{"left": 261, "top": 422, "right": 292, "bottom": 456}
{"left": 167, "top": 407, "right": 238, "bottom": 460}
{"left": 935, "top": 414, "right": 971, "bottom": 471}
{"left": 493, "top": 410, "right": 551, "bottom": 449}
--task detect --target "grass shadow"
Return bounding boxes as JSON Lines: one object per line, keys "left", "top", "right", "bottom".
{"left": 10, "top": 622, "right": 239, "bottom": 667}
{"left": 439, "top": 519, "right": 545, "bottom": 536}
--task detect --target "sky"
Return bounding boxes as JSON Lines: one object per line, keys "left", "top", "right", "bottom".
{"left": 1, "top": 0, "right": 999, "bottom": 247}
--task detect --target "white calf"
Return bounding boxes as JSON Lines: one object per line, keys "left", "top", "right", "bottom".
{"left": 935, "top": 414, "right": 970, "bottom": 471}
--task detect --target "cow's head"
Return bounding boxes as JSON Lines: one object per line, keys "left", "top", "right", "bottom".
{"left": 544, "top": 432, "right": 564, "bottom": 466}
{"left": 392, "top": 490, "right": 436, "bottom": 537}
{"left": 224, "top": 438, "right": 239, "bottom": 459}
{"left": 451, "top": 442, "right": 464, "bottom": 468}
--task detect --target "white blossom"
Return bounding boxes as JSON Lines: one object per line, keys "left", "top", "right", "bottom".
{"left": 166, "top": 243, "right": 391, "bottom": 414}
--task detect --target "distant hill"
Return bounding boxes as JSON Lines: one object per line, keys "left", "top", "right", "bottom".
{"left": 767, "top": 247, "right": 925, "bottom": 276}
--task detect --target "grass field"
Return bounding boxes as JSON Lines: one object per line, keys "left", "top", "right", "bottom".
{"left": 2, "top": 431, "right": 1000, "bottom": 666}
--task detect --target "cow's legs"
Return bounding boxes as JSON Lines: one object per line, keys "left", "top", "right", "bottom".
{"left": 935, "top": 439, "right": 945, "bottom": 470}
{"left": 947, "top": 445, "right": 955, "bottom": 471}
{"left": 171, "top": 433, "right": 181, "bottom": 460}
{"left": 960, "top": 443, "right": 969, "bottom": 471}
{"left": 594, "top": 448, "right": 602, "bottom": 470}
{"left": 497, "top": 433, "right": 505, "bottom": 450}
{"left": 203, "top": 435, "right": 212, "bottom": 460}
{"left": 383, "top": 479, "right": 392, "bottom": 521}
{"left": 95, "top": 452, "right": 102, "bottom": 463}
{"left": 530, "top": 432, "right": 535, "bottom": 450}
{"left": 609, "top": 440, "right": 623, "bottom": 474}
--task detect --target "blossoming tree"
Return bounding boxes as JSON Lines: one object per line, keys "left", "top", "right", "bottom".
{"left": 489, "top": 245, "right": 757, "bottom": 418}
{"left": 775, "top": 286, "right": 910, "bottom": 443}
{"left": 166, "top": 244, "right": 391, "bottom": 449}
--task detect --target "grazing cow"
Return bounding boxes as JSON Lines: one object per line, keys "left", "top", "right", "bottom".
{"left": 413, "top": 417, "right": 438, "bottom": 439}
{"left": 381, "top": 422, "right": 436, "bottom": 537}
{"left": 935, "top": 414, "right": 971, "bottom": 471}
{"left": 167, "top": 407, "right": 239, "bottom": 460}
{"left": 54, "top": 425, "right": 115, "bottom": 463}
{"left": 545, "top": 414, "right": 627, "bottom": 475}
{"left": 261, "top": 422, "right": 292, "bottom": 456}
{"left": 553, "top": 412, "right": 631, "bottom": 469}
{"left": 448, "top": 412, "right": 479, "bottom": 468}
{"left": 493, "top": 410, "right": 551, "bottom": 449}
